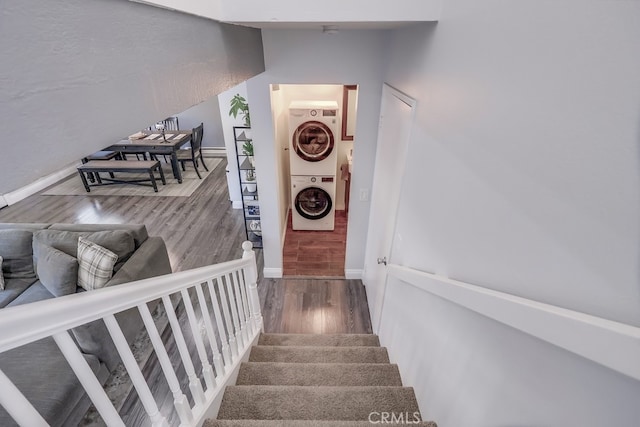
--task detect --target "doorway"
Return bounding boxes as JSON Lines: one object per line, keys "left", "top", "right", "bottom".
{"left": 270, "top": 84, "right": 359, "bottom": 276}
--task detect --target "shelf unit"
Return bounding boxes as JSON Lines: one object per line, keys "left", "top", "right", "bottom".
{"left": 233, "top": 126, "right": 262, "bottom": 248}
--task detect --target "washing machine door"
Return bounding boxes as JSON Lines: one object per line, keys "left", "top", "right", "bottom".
{"left": 294, "top": 186, "right": 333, "bottom": 220}
{"left": 292, "top": 121, "right": 335, "bottom": 162}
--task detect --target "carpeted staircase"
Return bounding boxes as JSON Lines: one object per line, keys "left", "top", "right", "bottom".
{"left": 204, "top": 334, "right": 437, "bottom": 427}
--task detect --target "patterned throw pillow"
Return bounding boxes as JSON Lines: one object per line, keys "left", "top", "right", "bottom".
{"left": 0, "top": 256, "right": 4, "bottom": 290}
{"left": 77, "top": 236, "right": 118, "bottom": 291}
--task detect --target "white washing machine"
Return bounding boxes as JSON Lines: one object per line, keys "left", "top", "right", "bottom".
{"left": 289, "top": 101, "right": 339, "bottom": 176}
{"left": 290, "top": 175, "right": 336, "bottom": 231}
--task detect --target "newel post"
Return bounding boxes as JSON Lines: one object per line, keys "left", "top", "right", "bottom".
{"left": 242, "top": 241, "right": 264, "bottom": 332}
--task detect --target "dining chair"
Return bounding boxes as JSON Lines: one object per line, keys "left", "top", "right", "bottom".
{"left": 162, "top": 116, "right": 179, "bottom": 131}
{"left": 176, "top": 123, "right": 208, "bottom": 179}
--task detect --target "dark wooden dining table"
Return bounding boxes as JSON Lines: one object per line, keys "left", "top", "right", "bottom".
{"left": 105, "top": 131, "right": 192, "bottom": 183}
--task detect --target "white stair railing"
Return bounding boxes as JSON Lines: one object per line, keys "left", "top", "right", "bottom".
{"left": 0, "top": 241, "right": 262, "bottom": 427}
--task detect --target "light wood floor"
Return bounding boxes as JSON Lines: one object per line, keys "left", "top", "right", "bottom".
{"left": 0, "top": 157, "right": 373, "bottom": 426}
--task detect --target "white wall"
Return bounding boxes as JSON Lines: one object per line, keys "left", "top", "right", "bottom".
{"left": 0, "top": 0, "right": 264, "bottom": 195}
{"left": 219, "top": 82, "right": 250, "bottom": 205}
{"left": 268, "top": 85, "right": 290, "bottom": 236}
{"left": 246, "top": 29, "right": 386, "bottom": 275}
{"left": 377, "top": 0, "right": 640, "bottom": 424}
{"left": 176, "top": 96, "right": 225, "bottom": 148}
{"left": 131, "top": 0, "right": 442, "bottom": 25}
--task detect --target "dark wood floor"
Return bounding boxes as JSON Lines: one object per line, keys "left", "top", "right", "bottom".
{"left": 283, "top": 210, "right": 347, "bottom": 277}
{"left": 0, "top": 156, "right": 373, "bottom": 425}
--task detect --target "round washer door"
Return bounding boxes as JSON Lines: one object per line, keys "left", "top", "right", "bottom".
{"left": 292, "top": 121, "right": 334, "bottom": 162}
{"left": 295, "top": 186, "right": 333, "bottom": 220}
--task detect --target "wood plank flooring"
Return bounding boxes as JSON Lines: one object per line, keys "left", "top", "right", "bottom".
{"left": 259, "top": 278, "right": 372, "bottom": 334}
{"left": 283, "top": 210, "right": 348, "bottom": 277}
{"left": 0, "top": 157, "right": 373, "bottom": 426}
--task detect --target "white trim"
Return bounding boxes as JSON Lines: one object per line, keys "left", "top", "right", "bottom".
{"left": 2, "top": 163, "right": 78, "bottom": 206}
{"left": 0, "top": 196, "right": 7, "bottom": 209}
{"left": 202, "top": 147, "right": 227, "bottom": 157}
{"left": 263, "top": 268, "right": 283, "bottom": 278}
{"left": 231, "top": 201, "right": 244, "bottom": 209}
{"left": 345, "top": 269, "right": 364, "bottom": 280}
{"left": 387, "top": 264, "right": 640, "bottom": 382}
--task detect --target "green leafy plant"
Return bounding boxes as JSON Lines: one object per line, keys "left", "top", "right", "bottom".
{"left": 242, "top": 140, "right": 254, "bottom": 156}
{"left": 229, "top": 94, "right": 251, "bottom": 127}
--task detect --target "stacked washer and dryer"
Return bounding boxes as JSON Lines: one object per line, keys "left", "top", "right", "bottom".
{"left": 288, "top": 101, "right": 339, "bottom": 231}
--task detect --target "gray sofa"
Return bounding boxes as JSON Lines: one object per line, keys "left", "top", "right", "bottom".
{"left": 0, "top": 223, "right": 172, "bottom": 427}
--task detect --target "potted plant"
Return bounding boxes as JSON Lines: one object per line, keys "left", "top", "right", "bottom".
{"left": 242, "top": 139, "right": 255, "bottom": 166}
{"left": 245, "top": 169, "right": 257, "bottom": 193}
{"left": 229, "top": 94, "right": 251, "bottom": 127}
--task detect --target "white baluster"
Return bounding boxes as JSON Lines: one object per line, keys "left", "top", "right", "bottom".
{"left": 238, "top": 269, "right": 255, "bottom": 336}
{"left": 224, "top": 273, "right": 244, "bottom": 350}
{"left": 194, "top": 283, "right": 225, "bottom": 377}
{"left": 242, "top": 241, "right": 264, "bottom": 332}
{"left": 207, "top": 277, "right": 232, "bottom": 367}
{"left": 0, "top": 368, "right": 48, "bottom": 427}
{"left": 103, "top": 315, "right": 169, "bottom": 427}
{"left": 138, "top": 304, "right": 194, "bottom": 426}
{"left": 161, "top": 295, "right": 206, "bottom": 407}
{"left": 238, "top": 269, "right": 255, "bottom": 342}
{"left": 180, "top": 288, "right": 216, "bottom": 391}
{"left": 231, "top": 270, "right": 249, "bottom": 344}
{"left": 216, "top": 275, "right": 239, "bottom": 359}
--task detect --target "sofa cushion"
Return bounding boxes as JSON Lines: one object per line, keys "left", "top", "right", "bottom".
{"left": 6, "top": 281, "right": 54, "bottom": 307}
{"left": 35, "top": 244, "right": 78, "bottom": 297}
{"left": 48, "top": 223, "right": 148, "bottom": 248}
{"left": 0, "top": 278, "right": 36, "bottom": 308}
{"left": 33, "top": 229, "right": 135, "bottom": 272}
{"left": 0, "top": 256, "right": 4, "bottom": 290}
{"left": 77, "top": 237, "right": 118, "bottom": 291}
{"left": 0, "top": 229, "right": 36, "bottom": 279}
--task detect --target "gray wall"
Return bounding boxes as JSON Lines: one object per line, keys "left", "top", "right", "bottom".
{"left": 0, "top": 0, "right": 264, "bottom": 194}
{"left": 175, "top": 96, "right": 225, "bottom": 148}
{"left": 379, "top": 0, "right": 640, "bottom": 425}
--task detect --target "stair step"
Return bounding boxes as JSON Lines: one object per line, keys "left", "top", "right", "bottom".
{"left": 217, "top": 385, "right": 420, "bottom": 421}
{"left": 258, "top": 333, "right": 380, "bottom": 347}
{"left": 237, "top": 362, "right": 402, "bottom": 386}
{"left": 249, "top": 346, "right": 389, "bottom": 364}
{"left": 205, "top": 421, "right": 438, "bottom": 427}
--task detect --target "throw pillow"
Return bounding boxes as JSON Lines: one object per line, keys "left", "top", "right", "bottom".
{"left": 77, "top": 236, "right": 118, "bottom": 291}
{"left": 0, "top": 229, "right": 36, "bottom": 278}
{"left": 0, "top": 256, "right": 4, "bottom": 291}
{"left": 34, "top": 243, "right": 78, "bottom": 297}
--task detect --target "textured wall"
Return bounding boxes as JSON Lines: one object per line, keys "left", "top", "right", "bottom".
{"left": 0, "top": 0, "right": 264, "bottom": 194}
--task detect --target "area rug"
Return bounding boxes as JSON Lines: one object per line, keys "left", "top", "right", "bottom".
{"left": 42, "top": 158, "right": 222, "bottom": 197}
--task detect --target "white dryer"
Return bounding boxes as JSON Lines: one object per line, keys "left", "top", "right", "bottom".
{"left": 289, "top": 101, "right": 339, "bottom": 176}
{"left": 290, "top": 175, "right": 336, "bottom": 231}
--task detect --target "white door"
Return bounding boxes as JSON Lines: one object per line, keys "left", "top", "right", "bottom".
{"left": 362, "top": 84, "right": 416, "bottom": 333}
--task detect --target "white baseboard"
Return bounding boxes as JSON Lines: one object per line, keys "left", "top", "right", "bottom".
{"left": 263, "top": 268, "right": 283, "bottom": 278}
{"left": 2, "top": 163, "right": 78, "bottom": 206}
{"left": 0, "top": 195, "right": 7, "bottom": 209}
{"left": 345, "top": 269, "right": 363, "bottom": 280}
{"left": 202, "top": 147, "right": 227, "bottom": 157}
{"left": 232, "top": 200, "right": 243, "bottom": 209}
